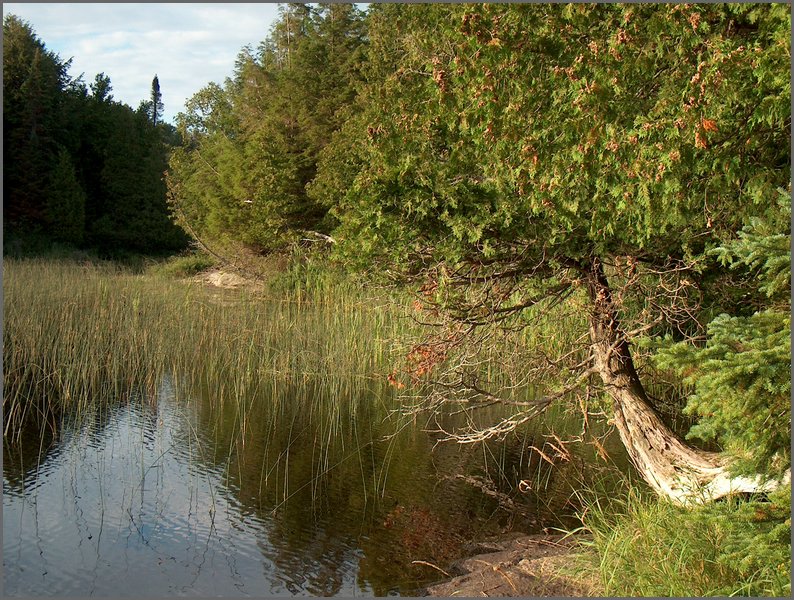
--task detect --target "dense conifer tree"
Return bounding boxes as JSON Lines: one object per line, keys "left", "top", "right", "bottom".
{"left": 167, "top": 3, "right": 366, "bottom": 253}
{"left": 312, "top": 3, "right": 790, "bottom": 503}
{"left": 150, "top": 74, "right": 164, "bottom": 125}
{"left": 46, "top": 147, "right": 86, "bottom": 244}
{"left": 90, "top": 72, "right": 113, "bottom": 102}
{"left": 3, "top": 15, "right": 71, "bottom": 230}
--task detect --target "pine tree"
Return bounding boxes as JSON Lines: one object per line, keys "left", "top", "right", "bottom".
{"left": 3, "top": 14, "right": 71, "bottom": 231}
{"left": 46, "top": 147, "right": 86, "bottom": 244}
{"left": 655, "top": 192, "right": 791, "bottom": 479}
{"left": 3, "top": 15, "right": 187, "bottom": 253}
{"left": 90, "top": 72, "right": 113, "bottom": 103}
{"left": 150, "top": 74, "right": 164, "bottom": 125}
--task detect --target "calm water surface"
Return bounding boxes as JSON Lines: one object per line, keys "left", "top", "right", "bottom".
{"left": 3, "top": 376, "right": 624, "bottom": 596}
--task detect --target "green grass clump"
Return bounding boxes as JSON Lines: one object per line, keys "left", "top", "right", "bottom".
{"left": 579, "top": 484, "right": 791, "bottom": 597}
{"left": 147, "top": 251, "right": 218, "bottom": 278}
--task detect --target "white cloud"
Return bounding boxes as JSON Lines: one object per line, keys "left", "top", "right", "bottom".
{"left": 3, "top": 3, "right": 281, "bottom": 123}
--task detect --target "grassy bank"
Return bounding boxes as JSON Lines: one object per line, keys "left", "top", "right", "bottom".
{"left": 576, "top": 481, "right": 791, "bottom": 597}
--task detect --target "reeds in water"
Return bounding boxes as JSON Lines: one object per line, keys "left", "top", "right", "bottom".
{"left": 3, "top": 257, "right": 411, "bottom": 440}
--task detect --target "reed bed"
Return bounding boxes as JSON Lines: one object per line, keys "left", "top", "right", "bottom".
{"left": 5, "top": 256, "right": 582, "bottom": 430}
{"left": 3, "top": 257, "right": 411, "bottom": 438}
{"left": 4, "top": 256, "right": 625, "bottom": 529}
{"left": 4, "top": 256, "right": 600, "bottom": 481}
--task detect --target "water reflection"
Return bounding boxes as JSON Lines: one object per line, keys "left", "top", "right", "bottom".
{"left": 3, "top": 375, "right": 627, "bottom": 596}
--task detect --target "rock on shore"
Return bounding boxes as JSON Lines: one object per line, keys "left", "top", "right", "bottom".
{"left": 423, "top": 533, "right": 599, "bottom": 597}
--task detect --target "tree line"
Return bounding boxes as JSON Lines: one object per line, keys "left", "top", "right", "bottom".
{"left": 167, "top": 3, "right": 366, "bottom": 253}
{"left": 3, "top": 14, "right": 187, "bottom": 253}
{"left": 3, "top": 4, "right": 789, "bottom": 503}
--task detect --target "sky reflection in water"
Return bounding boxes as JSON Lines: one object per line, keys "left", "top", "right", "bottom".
{"left": 3, "top": 375, "right": 622, "bottom": 596}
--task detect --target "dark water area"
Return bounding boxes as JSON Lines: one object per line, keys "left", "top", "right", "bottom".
{"left": 3, "top": 376, "right": 626, "bottom": 596}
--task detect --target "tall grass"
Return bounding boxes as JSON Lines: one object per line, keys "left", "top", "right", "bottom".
{"left": 575, "top": 479, "right": 791, "bottom": 597}
{"left": 4, "top": 256, "right": 622, "bottom": 510}
{"left": 3, "top": 256, "right": 413, "bottom": 439}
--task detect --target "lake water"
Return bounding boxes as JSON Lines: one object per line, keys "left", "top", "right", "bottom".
{"left": 3, "top": 373, "right": 625, "bottom": 596}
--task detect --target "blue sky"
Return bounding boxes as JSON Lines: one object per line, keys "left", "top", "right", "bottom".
{"left": 3, "top": 3, "right": 284, "bottom": 123}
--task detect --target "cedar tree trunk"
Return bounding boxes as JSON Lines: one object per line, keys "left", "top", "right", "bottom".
{"left": 586, "top": 257, "right": 787, "bottom": 505}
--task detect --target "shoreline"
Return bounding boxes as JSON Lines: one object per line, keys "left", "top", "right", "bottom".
{"left": 422, "top": 533, "right": 598, "bottom": 597}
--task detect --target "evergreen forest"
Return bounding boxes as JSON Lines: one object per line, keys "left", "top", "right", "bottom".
{"left": 3, "top": 14, "right": 187, "bottom": 254}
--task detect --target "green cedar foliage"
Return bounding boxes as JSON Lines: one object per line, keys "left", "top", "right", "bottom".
{"left": 312, "top": 3, "right": 790, "bottom": 479}
{"left": 318, "top": 4, "right": 789, "bottom": 270}
{"left": 654, "top": 193, "right": 791, "bottom": 479}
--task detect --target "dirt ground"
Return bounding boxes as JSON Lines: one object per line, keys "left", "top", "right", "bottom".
{"left": 195, "top": 268, "right": 264, "bottom": 291}
{"left": 422, "top": 533, "right": 600, "bottom": 597}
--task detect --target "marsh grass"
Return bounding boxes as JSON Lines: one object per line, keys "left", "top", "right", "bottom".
{"left": 3, "top": 257, "right": 412, "bottom": 437}
{"left": 5, "top": 254, "right": 581, "bottom": 434}
{"left": 4, "top": 255, "right": 612, "bottom": 524}
{"left": 574, "top": 478, "right": 792, "bottom": 597}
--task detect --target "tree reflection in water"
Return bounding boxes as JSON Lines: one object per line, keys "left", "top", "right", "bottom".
{"left": 3, "top": 373, "right": 627, "bottom": 596}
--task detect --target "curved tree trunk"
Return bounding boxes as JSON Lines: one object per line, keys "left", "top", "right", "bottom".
{"left": 586, "top": 258, "right": 787, "bottom": 505}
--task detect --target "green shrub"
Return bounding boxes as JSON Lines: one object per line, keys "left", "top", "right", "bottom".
{"left": 148, "top": 251, "right": 217, "bottom": 278}
{"left": 268, "top": 244, "right": 350, "bottom": 297}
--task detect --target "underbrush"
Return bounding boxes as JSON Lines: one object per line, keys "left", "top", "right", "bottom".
{"left": 577, "top": 481, "right": 791, "bottom": 597}
{"left": 2, "top": 230, "right": 180, "bottom": 270}
{"left": 145, "top": 243, "right": 363, "bottom": 301}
